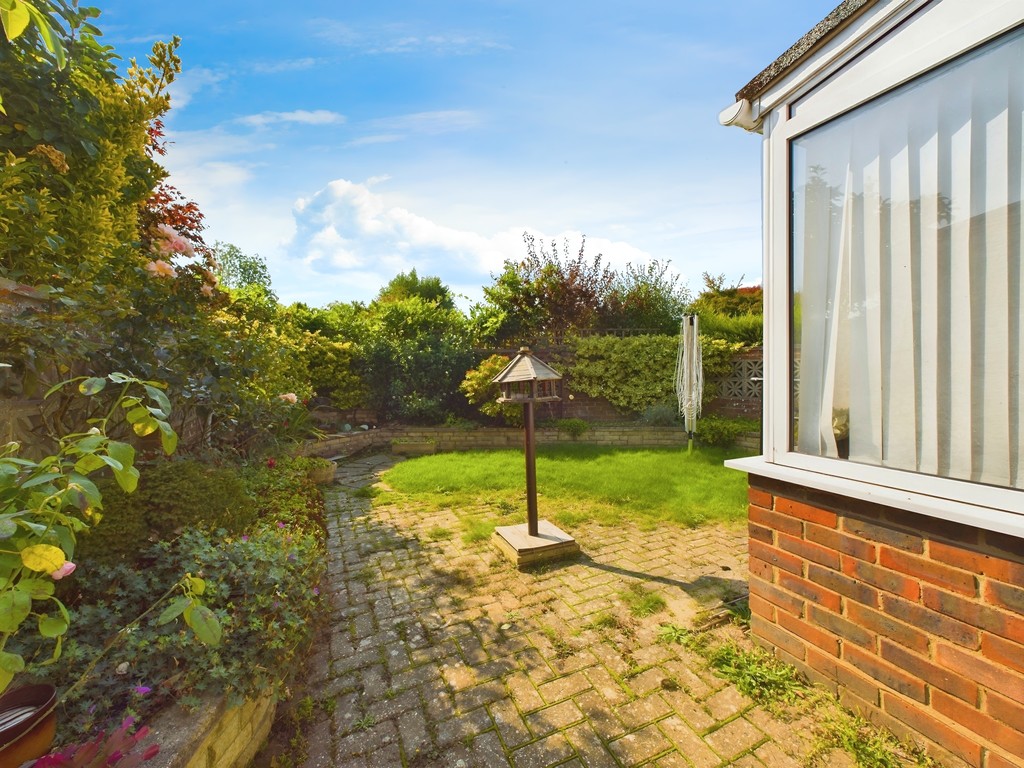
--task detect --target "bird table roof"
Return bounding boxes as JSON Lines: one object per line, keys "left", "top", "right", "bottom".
{"left": 492, "top": 347, "right": 563, "bottom": 384}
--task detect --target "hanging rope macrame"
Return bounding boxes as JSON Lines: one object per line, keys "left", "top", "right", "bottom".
{"left": 675, "top": 315, "right": 703, "bottom": 444}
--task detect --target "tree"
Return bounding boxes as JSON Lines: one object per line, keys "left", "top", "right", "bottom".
{"left": 601, "top": 260, "right": 691, "bottom": 334}
{"left": 690, "top": 272, "right": 762, "bottom": 317}
{"left": 376, "top": 268, "right": 455, "bottom": 309}
{"left": 476, "top": 232, "right": 614, "bottom": 344}
{"left": 212, "top": 241, "right": 274, "bottom": 294}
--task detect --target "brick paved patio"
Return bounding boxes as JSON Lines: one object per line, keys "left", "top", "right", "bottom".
{"left": 299, "top": 454, "right": 819, "bottom": 767}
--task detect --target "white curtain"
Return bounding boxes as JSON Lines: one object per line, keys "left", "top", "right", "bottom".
{"left": 792, "top": 30, "right": 1023, "bottom": 489}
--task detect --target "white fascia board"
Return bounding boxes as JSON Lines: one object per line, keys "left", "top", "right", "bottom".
{"left": 726, "top": 456, "right": 1024, "bottom": 540}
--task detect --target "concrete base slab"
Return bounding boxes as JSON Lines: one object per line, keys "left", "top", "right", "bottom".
{"left": 492, "top": 521, "right": 581, "bottom": 568}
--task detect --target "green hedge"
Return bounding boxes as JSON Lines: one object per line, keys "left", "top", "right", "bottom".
{"left": 569, "top": 335, "right": 745, "bottom": 414}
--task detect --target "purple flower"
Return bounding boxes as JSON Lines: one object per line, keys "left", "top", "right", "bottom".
{"left": 277, "top": 522, "right": 286, "bottom": 529}
{"left": 133, "top": 686, "right": 152, "bottom": 696}
{"left": 313, "top": 586, "right": 320, "bottom": 596}
{"left": 241, "top": 535, "right": 249, "bottom": 542}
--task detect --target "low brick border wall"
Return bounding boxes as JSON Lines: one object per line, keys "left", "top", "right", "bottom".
{"left": 146, "top": 693, "right": 276, "bottom": 768}
{"left": 746, "top": 476, "right": 1024, "bottom": 768}
{"left": 305, "top": 425, "right": 759, "bottom": 459}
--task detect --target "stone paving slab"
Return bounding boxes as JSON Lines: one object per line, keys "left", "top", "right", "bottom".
{"left": 299, "top": 454, "right": 815, "bottom": 767}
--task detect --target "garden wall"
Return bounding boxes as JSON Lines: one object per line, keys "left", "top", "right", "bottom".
{"left": 746, "top": 476, "right": 1024, "bottom": 768}
{"left": 147, "top": 693, "right": 276, "bottom": 768}
{"left": 305, "top": 424, "right": 760, "bottom": 459}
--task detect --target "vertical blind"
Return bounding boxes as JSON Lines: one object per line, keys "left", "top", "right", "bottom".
{"left": 791, "top": 29, "right": 1024, "bottom": 489}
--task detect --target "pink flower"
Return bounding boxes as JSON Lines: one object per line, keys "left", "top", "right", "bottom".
{"left": 133, "top": 685, "right": 152, "bottom": 696}
{"left": 153, "top": 224, "right": 195, "bottom": 257}
{"left": 266, "top": 458, "right": 277, "bottom": 468}
{"left": 144, "top": 259, "right": 176, "bottom": 278}
{"left": 278, "top": 392, "right": 298, "bottom": 404}
{"left": 200, "top": 284, "right": 214, "bottom": 297}
{"left": 50, "top": 561, "right": 76, "bottom": 580}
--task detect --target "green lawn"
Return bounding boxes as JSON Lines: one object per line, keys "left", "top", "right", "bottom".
{"left": 380, "top": 444, "right": 751, "bottom": 532}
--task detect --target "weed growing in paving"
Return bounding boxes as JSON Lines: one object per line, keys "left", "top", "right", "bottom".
{"left": 810, "top": 709, "right": 939, "bottom": 768}
{"left": 461, "top": 516, "right": 497, "bottom": 544}
{"left": 425, "top": 525, "right": 453, "bottom": 541}
{"left": 351, "top": 485, "right": 382, "bottom": 499}
{"left": 659, "top": 623, "right": 938, "bottom": 767}
{"left": 353, "top": 714, "right": 377, "bottom": 731}
{"left": 621, "top": 582, "right": 667, "bottom": 618}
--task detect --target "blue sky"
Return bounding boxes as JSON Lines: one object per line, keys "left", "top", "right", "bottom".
{"left": 95, "top": 1, "right": 835, "bottom": 308}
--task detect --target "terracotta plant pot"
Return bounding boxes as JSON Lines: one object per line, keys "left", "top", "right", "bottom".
{"left": 0, "top": 683, "right": 58, "bottom": 766}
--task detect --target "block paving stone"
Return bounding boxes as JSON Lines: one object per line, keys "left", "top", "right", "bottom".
{"left": 288, "top": 453, "right": 824, "bottom": 767}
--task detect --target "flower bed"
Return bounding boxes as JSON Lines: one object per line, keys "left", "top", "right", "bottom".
{"left": 13, "top": 455, "right": 328, "bottom": 752}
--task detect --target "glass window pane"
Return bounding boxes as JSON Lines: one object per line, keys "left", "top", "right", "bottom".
{"left": 790, "top": 29, "right": 1024, "bottom": 489}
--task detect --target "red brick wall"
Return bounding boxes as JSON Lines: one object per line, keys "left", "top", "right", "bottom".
{"left": 747, "top": 476, "right": 1024, "bottom": 768}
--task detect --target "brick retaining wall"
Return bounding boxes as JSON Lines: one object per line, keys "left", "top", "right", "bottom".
{"left": 746, "top": 476, "right": 1024, "bottom": 768}
{"left": 147, "top": 693, "right": 276, "bottom": 768}
{"left": 304, "top": 425, "right": 759, "bottom": 459}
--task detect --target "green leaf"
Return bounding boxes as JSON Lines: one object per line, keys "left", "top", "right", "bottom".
{"left": 106, "top": 440, "right": 135, "bottom": 468}
{"left": 187, "top": 576, "right": 206, "bottom": 596}
{"left": 98, "top": 454, "right": 124, "bottom": 472}
{"left": 112, "top": 464, "right": 139, "bottom": 494}
{"left": 185, "top": 604, "right": 221, "bottom": 646}
{"left": 74, "top": 434, "right": 106, "bottom": 453}
{"left": 38, "top": 614, "right": 68, "bottom": 638}
{"left": 23, "top": 1, "right": 65, "bottom": 68}
{"left": 67, "top": 472, "right": 101, "bottom": 507}
{"left": 157, "top": 596, "right": 191, "bottom": 625}
{"left": 0, "top": 650, "right": 24, "bottom": 674}
{"left": 43, "top": 634, "right": 62, "bottom": 665}
{"left": 158, "top": 420, "right": 178, "bottom": 455}
{"left": 0, "top": 590, "right": 31, "bottom": 632}
{"left": 0, "top": 520, "right": 16, "bottom": 539}
{"left": 108, "top": 372, "right": 131, "bottom": 383}
{"left": 144, "top": 384, "right": 172, "bottom": 416}
{"left": 132, "top": 416, "right": 158, "bottom": 437}
{"left": 1, "top": 0, "right": 30, "bottom": 41}
{"left": 78, "top": 377, "right": 106, "bottom": 396}
{"left": 125, "top": 406, "right": 149, "bottom": 424}
{"left": 73, "top": 454, "right": 106, "bottom": 474}
{"left": 17, "top": 578, "right": 54, "bottom": 598}
{"left": 18, "top": 473, "right": 58, "bottom": 490}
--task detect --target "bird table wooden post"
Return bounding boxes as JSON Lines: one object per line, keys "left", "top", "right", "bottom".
{"left": 491, "top": 347, "right": 580, "bottom": 567}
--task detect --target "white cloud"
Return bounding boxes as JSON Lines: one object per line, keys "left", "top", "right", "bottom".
{"left": 344, "top": 109, "right": 479, "bottom": 147}
{"left": 284, "top": 178, "right": 663, "bottom": 307}
{"left": 167, "top": 67, "right": 226, "bottom": 110}
{"left": 251, "top": 57, "right": 319, "bottom": 74}
{"left": 236, "top": 109, "right": 346, "bottom": 128}
{"left": 313, "top": 20, "right": 505, "bottom": 56}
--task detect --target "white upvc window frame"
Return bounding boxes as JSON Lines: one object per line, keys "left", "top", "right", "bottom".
{"left": 727, "top": 0, "right": 1024, "bottom": 539}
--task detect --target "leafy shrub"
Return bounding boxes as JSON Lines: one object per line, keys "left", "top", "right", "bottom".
{"left": 697, "top": 415, "right": 760, "bottom": 448}
{"left": 242, "top": 455, "right": 328, "bottom": 536}
{"left": 554, "top": 418, "right": 589, "bottom": 439}
{"left": 80, "top": 460, "right": 254, "bottom": 566}
{"left": 638, "top": 403, "right": 679, "bottom": 426}
{"left": 20, "top": 459, "right": 326, "bottom": 743}
{"left": 22, "top": 520, "right": 325, "bottom": 744}
{"left": 696, "top": 312, "right": 763, "bottom": 346}
{"left": 570, "top": 334, "right": 678, "bottom": 414}
{"left": 460, "top": 354, "right": 523, "bottom": 426}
